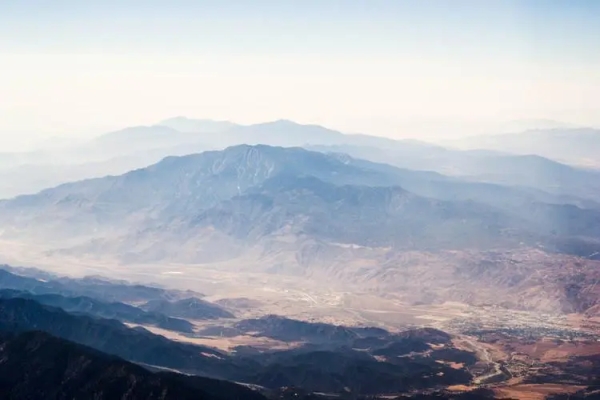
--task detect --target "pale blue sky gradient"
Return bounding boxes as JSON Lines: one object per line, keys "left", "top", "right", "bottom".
{"left": 1, "top": 0, "right": 599, "bottom": 148}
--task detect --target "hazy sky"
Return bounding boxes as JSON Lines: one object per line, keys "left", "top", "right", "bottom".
{"left": 1, "top": 0, "right": 599, "bottom": 149}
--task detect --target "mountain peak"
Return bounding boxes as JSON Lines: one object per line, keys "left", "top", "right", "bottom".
{"left": 269, "top": 119, "right": 299, "bottom": 125}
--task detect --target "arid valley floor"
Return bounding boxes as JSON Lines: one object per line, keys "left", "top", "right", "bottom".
{"left": 2, "top": 238, "right": 600, "bottom": 399}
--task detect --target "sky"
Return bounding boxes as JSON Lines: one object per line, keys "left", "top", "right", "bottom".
{"left": 1, "top": 0, "right": 599, "bottom": 150}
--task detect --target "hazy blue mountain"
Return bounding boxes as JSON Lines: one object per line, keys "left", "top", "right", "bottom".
{"left": 0, "top": 148, "right": 73, "bottom": 171}
{"left": 6, "top": 119, "right": 597, "bottom": 202}
{"left": 459, "top": 154, "right": 600, "bottom": 200}
{"left": 1, "top": 145, "right": 599, "bottom": 314}
{"left": 0, "top": 120, "right": 357, "bottom": 198}
{"left": 0, "top": 152, "right": 178, "bottom": 199}
{"left": 309, "top": 144, "right": 600, "bottom": 202}
{"left": 63, "top": 174, "right": 600, "bottom": 269}
{"left": 0, "top": 144, "right": 547, "bottom": 222}
{"left": 189, "top": 175, "right": 521, "bottom": 248}
{"left": 157, "top": 116, "right": 238, "bottom": 133}
{"left": 178, "top": 175, "right": 599, "bottom": 250}
{"left": 90, "top": 125, "right": 204, "bottom": 156}
{"left": 216, "top": 120, "right": 348, "bottom": 147}
{"left": 0, "top": 145, "right": 441, "bottom": 237}
{"left": 210, "top": 119, "right": 450, "bottom": 151}
{"left": 453, "top": 128, "right": 600, "bottom": 167}
{"left": 494, "top": 118, "right": 579, "bottom": 132}
{"left": 0, "top": 127, "right": 211, "bottom": 199}
{"left": 0, "top": 152, "right": 35, "bottom": 170}
{"left": 1, "top": 145, "right": 598, "bottom": 254}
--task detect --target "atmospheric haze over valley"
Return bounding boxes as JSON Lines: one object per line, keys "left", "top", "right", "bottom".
{"left": 2, "top": 1, "right": 600, "bottom": 399}
{"left": 1, "top": 116, "right": 600, "bottom": 399}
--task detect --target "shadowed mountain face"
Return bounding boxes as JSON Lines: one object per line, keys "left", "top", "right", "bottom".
{"left": 185, "top": 175, "right": 522, "bottom": 249}
{"left": 236, "top": 324, "right": 472, "bottom": 395}
{"left": 141, "top": 298, "right": 235, "bottom": 320}
{"left": 0, "top": 295, "right": 477, "bottom": 396}
{"left": 205, "top": 314, "right": 364, "bottom": 343}
{"left": 0, "top": 267, "right": 231, "bottom": 328}
{"left": 249, "top": 347, "right": 472, "bottom": 395}
{"left": 0, "top": 331, "right": 266, "bottom": 400}
{"left": 200, "top": 315, "right": 452, "bottom": 353}
{"left": 7, "top": 323, "right": 592, "bottom": 399}
{"left": 0, "top": 290, "right": 195, "bottom": 333}
{"left": 0, "top": 297, "right": 250, "bottom": 379}
{"left": 0, "top": 270, "right": 597, "bottom": 398}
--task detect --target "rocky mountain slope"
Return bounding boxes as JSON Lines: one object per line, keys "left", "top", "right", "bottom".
{"left": 2, "top": 145, "right": 597, "bottom": 242}
{"left": 1, "top": 146, "right": 600, "bottom": 315}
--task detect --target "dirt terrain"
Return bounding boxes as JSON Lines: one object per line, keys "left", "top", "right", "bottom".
{"left": 493, "top": 384, "right": 586, "bottom": 400}
{"left": 2, "top": 239, "right": 600, "bottom": 399}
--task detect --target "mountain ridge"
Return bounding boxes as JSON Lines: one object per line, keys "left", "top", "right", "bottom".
{"left": 453, "top": 128, "right": 600, "bottom": 167}
{"left": 1, "top": 145, "right": 600, "bottom": 316}
{"left": 0, "top": 330, "right": 266, "bottom": 400}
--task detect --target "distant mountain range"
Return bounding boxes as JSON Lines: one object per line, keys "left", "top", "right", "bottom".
{"left": 1, "top": 119, "right": 600, "bottom": 317}
{"left": 158, "top": 116, "right": 238, "bottom": 133}
{"left": 453, "top": 128, "right": 600, "bottom": 167}
{"left": 1, "top": 118, "right": 598, "bottom": 200}
{"left": 308, "top": 144, "right": 600, "bottom": 202}
{"left": 1, "top": 145, "right": 600, "bottom": 314}
{"left": 2, "top": 144, "right": 598, "bottom": 248}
